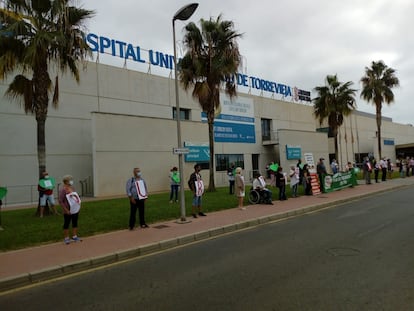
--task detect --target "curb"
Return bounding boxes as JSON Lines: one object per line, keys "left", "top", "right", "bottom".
{"left": 0, "top": 182, "right": 409, "bottom": 293}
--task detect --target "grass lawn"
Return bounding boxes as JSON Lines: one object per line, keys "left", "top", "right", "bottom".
{"left": 0, "top": 171, "right": 401, "bottom": 252}
{"left": 0, "top": 186, "right": 288, "bottom": 251}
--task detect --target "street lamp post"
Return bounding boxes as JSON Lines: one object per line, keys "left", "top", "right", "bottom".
{"left": 173, "top": 3, "right": 198, "bottom": 222}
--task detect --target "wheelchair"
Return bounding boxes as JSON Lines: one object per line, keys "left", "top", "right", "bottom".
{"left": 248, "top": 188, "right": 269, "bottom": 204}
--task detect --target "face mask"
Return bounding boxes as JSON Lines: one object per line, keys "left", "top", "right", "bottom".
{"left": 44, "top": 175, "right": 49, "bottom": 179}
{"left": 136, "top": 172, "right": 142, "bottom": 177}
{"left": 69, "top": 180, "right": 74, "bottom": 186}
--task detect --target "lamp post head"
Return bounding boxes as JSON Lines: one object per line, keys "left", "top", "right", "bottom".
{"left": 173, "top": 3, "right": 198, "bottom": 21}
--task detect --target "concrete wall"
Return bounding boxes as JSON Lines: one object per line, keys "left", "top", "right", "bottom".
{"left": 1, "top": 61, "right": 414, "bottom": 203}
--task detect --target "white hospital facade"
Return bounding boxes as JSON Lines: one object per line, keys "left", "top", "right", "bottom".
{"left": 1, "top": 37, "right": 414, "bottom": 205}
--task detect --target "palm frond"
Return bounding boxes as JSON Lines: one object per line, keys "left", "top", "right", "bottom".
{"left": 5, "top": 74, "right": 34, "bottom": 113}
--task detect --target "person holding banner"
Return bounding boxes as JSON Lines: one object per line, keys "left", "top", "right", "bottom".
{"left": 169, "top": 167, "right": 180, "bottom": 203}
{"left": 126, "top": 167, "right": 149, "bottom": 230}
{"left": 59, "top": 175, "right": 82, "bottom": 244}
{"left": 188, "top": 164, "right": 206, "bottom": 218}
{"left": 38, "top": 171, "right": 59, "bottom": 217}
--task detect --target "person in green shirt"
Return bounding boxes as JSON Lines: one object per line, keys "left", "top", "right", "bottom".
{"left": 169, "top": 167, "right": 180, "bottom": 203}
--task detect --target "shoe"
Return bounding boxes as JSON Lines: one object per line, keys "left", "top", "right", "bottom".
{"left": 169, "top": 200, "right": 173, "bottom": 203}
{"left": 239, "top": 207, "right": 246, "bottom": 210}
{"left": 141, "top": 224, "right": 149, "bottom": 228}
{"left": 192, "top": 213, "right": 198, "bottom": 218}
{"left": 198, "top": 212, "right": 206, "bottom": 216}
{"left": 64, "top": 237, "right": 70, "bottom": 245}
{"left": 175, "top": 200, "right": 179, "bottom": 203}
{"left": 267, "top": 202, "right": 274, "bottom": 205}
{"left": 72, "top": 236, "right": 82, "bottom": 242}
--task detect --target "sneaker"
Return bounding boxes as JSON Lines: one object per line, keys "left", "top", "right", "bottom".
{"left": 198, "top": 212, "right": 206, "bottom": 216}
{"left": 64, "top": 237, "right": 71, "bottom": 245}
{"left": 169, "top": 200, "right": 173, "bottom": 203}
{"left": 192, "top": 213, "right": 198, "bottom": 218}
{"left": 72, "top": 236, "right": 82, "bottom": 242}
{"left": 239, "top": 207, "right": 246, "bottom": 210}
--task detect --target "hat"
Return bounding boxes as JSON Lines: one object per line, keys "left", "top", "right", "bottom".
{"left": 320, "top": 157, "right": 324, "bottom": 161}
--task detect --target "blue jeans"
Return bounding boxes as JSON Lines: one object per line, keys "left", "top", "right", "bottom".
{"left": 169, "top": 185, "right": 179, "bottom": 201}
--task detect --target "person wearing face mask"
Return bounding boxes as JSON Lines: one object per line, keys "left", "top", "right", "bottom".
{"left": 126, "top": 167, "right": 149, "bottom": 230}
{"left": 58, "top": 175, "right": 82, "bottom": 244}
{"left": 38, "top": 171, "right": 59, "bottom": 217}
{"left": 188, "top": 164, "right": 206, "bottom": 218}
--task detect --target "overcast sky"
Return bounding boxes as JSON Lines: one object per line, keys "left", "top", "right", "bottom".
{"left": 83, "top": 0, "right": 413, "bottom": 125}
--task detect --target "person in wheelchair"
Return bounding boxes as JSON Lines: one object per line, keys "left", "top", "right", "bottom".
{"left": 251, "top": 172, "right": 273, "bottom": 204}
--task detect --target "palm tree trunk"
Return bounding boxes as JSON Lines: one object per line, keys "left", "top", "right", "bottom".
{"left": 34, "top": 65, "right": 50, "bottom": 216}
{"left": 376, "top": 104, "right": 382, "bottom": 159}
{"left": 37, "top": 116, "right": 47, "bottom": 178}
{"left": 334, "top": 135, "right": 339, "bottom": 162}
{"left": 207, "top": 110, "right": 216, "bottom": 192}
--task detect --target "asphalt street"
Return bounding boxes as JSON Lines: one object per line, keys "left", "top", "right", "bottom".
{"left": 1, "top": 186, "right": 413, "bottom": 310}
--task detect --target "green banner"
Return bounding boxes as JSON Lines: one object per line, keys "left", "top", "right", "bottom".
{"left": 0, "top": 187, "right": 7, "bottom": 200}
{"left": 269, "top": 163, "right": 279, "bottom": 172}
{"left": 322, "top": 171, "right": 357, "bottom": 193}
{"left": 38, "top": 177, "right": 56, "bottom": 190}
{"left": 171, "top": 172, "right": 180, "bottom": 183}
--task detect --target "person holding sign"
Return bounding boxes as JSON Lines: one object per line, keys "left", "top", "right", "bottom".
{"left": 188, "top": 164, "right": 206, "bottom": 218}
{"left": 235, "top": 167, "right": 246, "bottom": 210}
{"left": 169, "top": 167, "right": 180, "bottom": 203}
{"left": 58, "top": 175, "right": 82, "bottom": 244}
{"left": 38, "top": 171, "right": 58, "bottom": 217}
{"left": 126, "top": 167, "right": 149, "bottom": 230}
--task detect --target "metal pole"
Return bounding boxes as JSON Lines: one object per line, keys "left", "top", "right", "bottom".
{"left": 173, "top": 20, "right": 188, "bottom": 223}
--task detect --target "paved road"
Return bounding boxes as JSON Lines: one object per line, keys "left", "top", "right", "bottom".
{"left": 1, "top": 186, "right": 414, "bottom": 310}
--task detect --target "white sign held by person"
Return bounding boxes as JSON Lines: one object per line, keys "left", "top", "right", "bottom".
{"left": 134, "top": 180, "right": 148, "bottom": 200}
{"left": 195, "top": 180, "right": 204, "bottom": 197}
{"left": 66, "top": 192, "right": 81, "bottom": 214}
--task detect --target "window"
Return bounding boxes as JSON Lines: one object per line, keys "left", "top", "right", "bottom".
{"left": 172, "top": 108, "right": 190, "bottom": 120}
{"left": 261, "top": 118, "right": 271, "bottom": 140}
{"left": 215, "top": 154, "right": 244, "bottom": 171}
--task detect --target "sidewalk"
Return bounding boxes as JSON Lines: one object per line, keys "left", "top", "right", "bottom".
{"left": 1, "top": 177, "right": 413, "bottom": 292}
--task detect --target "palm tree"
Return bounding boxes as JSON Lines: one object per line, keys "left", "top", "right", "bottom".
{"left": 360, "top": 60, "right": 399, "bottom": 159}
{"left": 0, "top": 0, "right": 94, "bottom": 178}
{"left": 178, "top": 15, "right": 242, "bottom": 191}
{"left": 313, "top": 74, "right": 357, "bottom": 161}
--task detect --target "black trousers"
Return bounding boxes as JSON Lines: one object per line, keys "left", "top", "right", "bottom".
{"left": 382, "top": 168, "right": 387, "bottom": 181}
{"left": 374, "top": 169, "right": 379, "bottom": 182}
{"left": 229, "top": 180, "right": 235, "bottom": 194}
{"left": 129, "top": 199, "right": 145, "bottom": 229}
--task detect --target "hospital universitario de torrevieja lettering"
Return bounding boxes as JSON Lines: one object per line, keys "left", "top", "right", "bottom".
{"left": 86, "top": 33, "right": 312, "bottom": 102}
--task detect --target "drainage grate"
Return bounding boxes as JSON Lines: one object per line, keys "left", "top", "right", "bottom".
{"left": 153, "top": 224, "right": 170, "bottom": 229}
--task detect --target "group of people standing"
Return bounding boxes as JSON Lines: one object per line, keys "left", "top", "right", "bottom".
{"left": 363, "top": 156, "right": 393, "bottom": 184}
{"left": 231, "top": 159, "right": 315, "bottom": 208}
{"left": 396, "top": 157, "right": 414, "bottom": 178}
